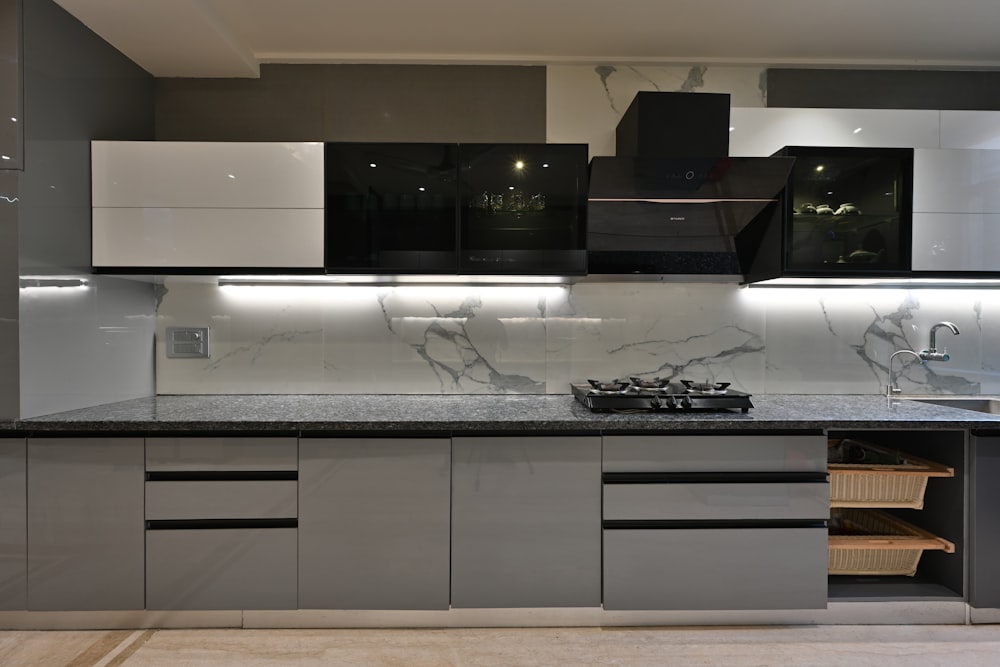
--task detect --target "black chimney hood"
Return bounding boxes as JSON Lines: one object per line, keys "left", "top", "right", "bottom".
{"left": 586, "top": 92, "right": 793, "bottom": 278}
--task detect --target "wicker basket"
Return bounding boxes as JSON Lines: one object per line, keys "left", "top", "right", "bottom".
{"left": 828, "top": 439, "right": 954, "bottom": 509}
{"left": 828, "top": 508, "right": 955, "bottom": 576}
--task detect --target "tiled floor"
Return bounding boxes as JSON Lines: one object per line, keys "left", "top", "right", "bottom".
{"left": 3, "top": 625, "right": 1000, "bottom": 667}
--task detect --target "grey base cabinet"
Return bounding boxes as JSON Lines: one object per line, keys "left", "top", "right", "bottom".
{"left": 971, "top": 434, "right": 1000, "bottom": 608}
{"left": 451, "top": 436, "right": 602, "bottom": 608}
{"left": 601, "top": 434, "right": 829, "bottom": 611}
{"left": 27, "top": 437, "right": 144, "bottom": 611}
{"left": 0, "top": 438, "right": 25, "bottom": 610}
{"left": 146, "top": 528, "right": 297, "bottom": 610}
{"left": 604, "top": 527, "right": 829, "bottom": 610}
{"left": 144, "top": 436, "right": 299, "bottom": 610}
{"left": 299, "top": 438, "right": 451, "bottom": 610}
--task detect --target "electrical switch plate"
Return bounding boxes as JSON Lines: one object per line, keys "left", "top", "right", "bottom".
{"left": 165, "top": 326, "right": 210, "bottom": 359}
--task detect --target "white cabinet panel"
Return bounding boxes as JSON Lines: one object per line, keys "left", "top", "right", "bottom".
{"left": 940, "top": 111, "right": 1000, "bottom": 150}
{"left": 92, "top": 141, "right": 323, "bottom": 208}
{"left": 729, "top": 108, "right": 940, "bottom": 157}
{"left": 912, "top": 212, "right": 1000, "bottom": 271}
{"left": 913, "top": 149, "right": 1000, "bottom": 213}
{"left": 92, "top": 207, "right": 324, "bottom": 268}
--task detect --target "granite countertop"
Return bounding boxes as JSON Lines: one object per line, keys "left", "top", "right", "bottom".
{"left": 8, "top": 393, "right": 1000, "bottom": 433}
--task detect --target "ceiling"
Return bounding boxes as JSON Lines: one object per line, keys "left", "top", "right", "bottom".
{"left": 54, "top": 0, "right": 1000, "bottom": 78}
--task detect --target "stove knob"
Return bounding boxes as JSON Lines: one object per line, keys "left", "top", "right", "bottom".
{"left": 649, "top": 395, "right": 662, "bottom": 410}
{"left": 664, "top": 395, "right": 678, "bottom": 409}
{"left": 680, "top": 395, "right": 693, "bottom": 409}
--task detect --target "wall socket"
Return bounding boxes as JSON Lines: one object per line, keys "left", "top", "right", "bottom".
{"left": 165, "top": 327, "right": 210, "bottom": 359}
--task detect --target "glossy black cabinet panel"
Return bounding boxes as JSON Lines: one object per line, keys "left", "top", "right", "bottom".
{"left": 778, "top": 146, "right": 913, "bottom": 276}
{"left": 325, "top": 143, "right": 458, "bottom": 273}
{"left": 458, "top": 144, "right": 587, "bottom": 274}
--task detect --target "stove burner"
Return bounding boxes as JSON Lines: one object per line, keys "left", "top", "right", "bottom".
{"left": 587, "top": 379, "right": 630, "bottom": 393}
{"left": 681, "top": 380, "right": 731, "bottom": 395}
{"left": 627, "top": 376, "right": 670, "bottom": 390}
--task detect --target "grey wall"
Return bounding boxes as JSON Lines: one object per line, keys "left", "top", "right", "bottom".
{"left": 155, "top": 64, "right": 546, "bottom": 142}
{"left": 14, "top": 0, "right": 156, "bottom": 418}
{"left": 0, "top": 0, "right": 21, "bottom": 169}
{"left": 767, "top": 69, "right": 1000, "bottom": 110}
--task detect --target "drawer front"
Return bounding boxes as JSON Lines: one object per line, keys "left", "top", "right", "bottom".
{"left": 913, "top": 148, "right": 1000, "bottom": 213}
{"left": 146, "top": 437, "right": 297, "bottom": 471}
{"left": 602, "top": 435, "right": 827, "bottom": 473}
{"left": 145, "top": 480, "right": 297, "bottom": 520}
{"left": 603, "top": 482, "right": 830, "bottom": 521}
{"left": 912, "top": 212, "right": 1000, "bottom": 271}
{"left": 93, "top": 208, "right": 324, "bottom": 268}
{"left": 92, "top": 141, "right": 324, "bottom": 209}
{"left": 146, "top": 528, "right": 297, "bottom": 610}
{"left": 603, "top": 527, "right": 829, "bottom": 610}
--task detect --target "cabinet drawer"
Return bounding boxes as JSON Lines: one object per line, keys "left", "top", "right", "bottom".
{"left": 603, "top": 482, "right": 829, "bottom": 521}
{"left": 603, "top": 527, "right": 828, "bottom": 610}
{"left": 913, "top": 148, "right": 1000, "bottom": 213}
{"left": 145, "top": 480, "right": 297, "bottom": 520}
{"left": 602, "top": 435, "right": 827, "bottom": 473}
{"left": 912, "top": 212, "right": 1000, "bottom": 271}
{"left": 146, "top": 437, "right": 297, "bottom": 471}
{"left": 93, "top": 208, "right": 324, "bottom": 269}
{"left": 146, "top": 528, "right": 297, "bottom": 610}
{"left": 92, "top": 141, "right": 324, "bottom": 209}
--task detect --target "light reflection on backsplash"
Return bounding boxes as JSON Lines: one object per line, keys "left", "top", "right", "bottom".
{"left": 156, "top": 280, "right": 1000, "bottom": 396}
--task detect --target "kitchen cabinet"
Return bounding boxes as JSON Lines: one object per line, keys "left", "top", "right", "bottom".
{"left": 969, "top": 433, "right": 1000, "bottom": 609}
{"left": 457, "top": 143, "right": 587, "bottom": 274}
{"left": 324, "top": 142, "right": 588, "bottom": 276}
{"left": 0, "top": 437, "right": 25, "bottom": 610}
{"left": 826, "top": 429, "right": 965, "bottom": 602}
{"left": 775, "top": 146, "right": 913, "bottom": 277}
{"left": 451, "top": 435, "right": 601, "bottom": 608}
{"left": 91, "top": 141, "right": 324, "bottom": 271}
{"left": 27, "top": 437, "right": 144, "bottom": 611}
{"left": 728, "top": 108, "right": 940, "bottom": 158}
{"left": 601, "top": 434, "right": 830, "bottom": 610}
{"left": 144, "top": 436, "right": 298, "bottom": 610}
{"left": 0, "top": 0, "right": 21, "bottom": 170}
{"left": 911, "top": 149, "right": 1000, "bottom": 273}
{"left": 298, "top": 437, "right": 450, "bottom": 610}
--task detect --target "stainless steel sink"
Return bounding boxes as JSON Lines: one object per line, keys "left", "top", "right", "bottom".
{"left": 905, "top": 396, "right": 1000, "bottom": 414}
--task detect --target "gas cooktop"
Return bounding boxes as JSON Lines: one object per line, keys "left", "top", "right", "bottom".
{"left": 572, "top": 377, "right": 753, "bottom": 413}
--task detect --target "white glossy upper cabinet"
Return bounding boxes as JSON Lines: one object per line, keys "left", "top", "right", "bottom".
{"left": 92, "top": 141, "right": 324, "bottom": 270}
{"left": 912, "top": 149, "right": 1000, "bottom": 271}
{"left": 728, "top": 108, "right": 940, "bottom": 157}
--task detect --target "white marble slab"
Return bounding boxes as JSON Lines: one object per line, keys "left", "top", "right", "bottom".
{"left": 155, "top": 281, "right": 1000, "bottom": 396}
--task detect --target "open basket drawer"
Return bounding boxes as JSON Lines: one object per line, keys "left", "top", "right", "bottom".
{"left": 828, "top": 507, "right": 956, "bottom": 576}
{"left": 828, "top": 438, "right": 954, "bottom": 509}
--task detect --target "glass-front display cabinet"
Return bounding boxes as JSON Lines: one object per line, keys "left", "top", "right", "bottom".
{"left": 324, "top": 143, "right": 459, "bottom": 274}
{"left": 776, "top": 147, "right": 914, "bottom": 276}
{"left": 458, "top": 143, "right": 588, "bottom": 275}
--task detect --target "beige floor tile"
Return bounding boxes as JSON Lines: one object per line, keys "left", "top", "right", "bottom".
{"left": 4, "top": 625, "right": 1000, "bottom": 667}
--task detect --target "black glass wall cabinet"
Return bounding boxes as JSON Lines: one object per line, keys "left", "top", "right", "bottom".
{"left": 775, "top": 146, "right": 914, "bottom": 276}
{"left": 324, "top": 143, "right": 588, "bottom": 275}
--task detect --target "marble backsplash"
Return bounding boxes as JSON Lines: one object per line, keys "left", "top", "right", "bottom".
{"left": 155, "top": 281, "right": 994, "bottom": 396}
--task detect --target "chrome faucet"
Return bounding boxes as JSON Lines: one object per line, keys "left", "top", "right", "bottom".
{"left": 886, "top": 321, "right": 961, "bottom": 396}
{"left": 886, "top": 349, "right": 924, "bottom": 396}
{"left": 921, "top": 321, "right": 960, "bottom": 362}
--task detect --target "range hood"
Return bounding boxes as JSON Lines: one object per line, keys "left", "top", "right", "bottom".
{"left": 587, "top": 155, "right": 794, "bottom": 276}
{"left": 585, "top": 92, "right": 794, "bottom": 279}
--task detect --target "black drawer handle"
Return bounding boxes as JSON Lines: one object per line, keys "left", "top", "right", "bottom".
{"left": 603, "top": 519, "right": 828, "bottom": 530}
{"left": 146, "top": 519, "right": 297, "bottom": 530}
{"left": 602, "top": 472, "right": 828, "bottom": 484}
{"left": 146, "top": 471, "right": 297, "bottom": 482}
